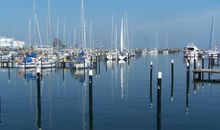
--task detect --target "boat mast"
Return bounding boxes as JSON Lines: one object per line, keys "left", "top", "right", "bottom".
{"left": 73, "top": 28, "right": 77, "bottom": 48}
{"left": 120, "top": 18, "right": 124, "bottom": 52}
{"left": 166, "top": 30, "right": 169, "bottom": 49}
{"left": 28, "top": 18, "right": 31, "bottom": 47}
{"left": 89, "top": 20, "right": 93, "bottom": 49}
{"left": 111, "top": 15, "right": 114, "bottom": 50}
{"left": 124, "top": 13, "right": 129, "bottom": 50}
{"left": 115, "top": 24, "right": 118, "bottom": 51}
{"left": 33, "top": 0, "right": 36, "bottom": 45}
{"left": 80, "top": 0, "right": 86, "bottom": 48}
{"left": 34, "top": 13, "right": 43, "bottom": 48}
{"left": 155, "top": 31, "right": 159, "bottom": 49}
{"left": 209, "top": 14, "right": 214, "bottom": 50}
{"left": 63, "top": 21, "right": 66, "bottom": 48}
{"left": 48, "top": 0, "right": 51, "bottom": 45}
{"left": 56, "top": 18, "right": 59, "bottom": 49}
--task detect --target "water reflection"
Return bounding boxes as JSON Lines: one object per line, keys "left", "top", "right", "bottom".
{"left": 17, "top": 68, "right": 55, "bottom": 81}
{"left": 120, "top": 65, "right": 125, "bottom": 100}
{"left": 119, "top": 62, "right": 128, "bottom": 101}
{"left": 70, "top": 69, "right": 86, "bottom": 83}
{"left": 107, "top": 60, "right": 116, "bottom": 70}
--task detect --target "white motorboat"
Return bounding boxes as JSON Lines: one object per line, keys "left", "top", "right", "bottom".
{"left": 184, "top": 44, "right": 201, "bottom": 57}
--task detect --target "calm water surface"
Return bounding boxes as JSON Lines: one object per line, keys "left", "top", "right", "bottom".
{"left": 0, "top": 53, "right": 220, "bottom": 130}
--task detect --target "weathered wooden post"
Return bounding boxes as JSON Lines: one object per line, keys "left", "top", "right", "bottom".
{"left": 150, "top": 61, "right": 153, "bottom": 107}
{"left": 157, "top": 72, "right": 162, "bottom": 130}
{"left": 171, "top": 60, "right": 174, "bottom": 101}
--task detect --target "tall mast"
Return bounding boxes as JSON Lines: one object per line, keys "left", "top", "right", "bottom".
{"left": 35, "top": 13, "right": 42, "bottom": 48}
{"left": 115, "top": 24, "right": 118, "bottom": 51}
{"left": 56, "top": 18, "right": 59, "bottom": 49}
{"left": 28, "top": 18, "right": 31, "bottom": 47}
{"left": 166, "top": 30, "right": 169, "bottom": 49}
{"left": 63, "top": 21, "right": 66, "bottom": 48}
{"left": 209, "top": 14, "right": 214, "bottom": 50}
{"left": 155, "top": 31, "right": 159, "bottom": 49}
{"left": 111, "top": 15, "right": 114, "bottom": 49}
{"left": 33, "top": 0, "right": 36, "bottom": 44}
{"left": 48, "top": 0, "right": 51, "bottom": 44}
{"left": 89, "top": 21, "right": 92, "bottom": 49}
{"left": 80, "top": 0, "right": 86, "bottom": 48}
{"left": 46, "top": 18, "right": 49, "bottom": 46}
{"left": 120, "top": 18, "right": 124, "bottom": 52}
{"left": 124, "top": 13, "right": 129, "bottom": 49}
{"left": 73, "top": 28, "right": 77, "bottom": 48}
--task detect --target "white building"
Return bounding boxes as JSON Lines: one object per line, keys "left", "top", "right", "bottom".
{"left": 0, "top": 37, "right": 25, "bottom": 48}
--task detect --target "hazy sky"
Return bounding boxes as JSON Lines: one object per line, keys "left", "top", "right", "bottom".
{"left": 0, "top": 0, "right": 220, "bottom": 48}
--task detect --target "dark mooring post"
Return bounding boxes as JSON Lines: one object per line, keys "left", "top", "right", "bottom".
{"left": 171, "top": 60, "right": 174, "bottom": 101}
{"left": 89, "top": 65, "right": 93, "bottom": 130}
{"left": 0, "top": 96, "right": 2, "bottom": 124}
{"left": 193, "top": 56, "right": 196, "bottom": 80}
{"left": 194, "top": 55, "right": 196, "bottom": 70}
{"left": 150, "top": 61, "right": 153, "bottom": 107}
{"left": 95, "top": 55, "right": 98, "bottom": 74}
{"left": 36, "top": 67, "right": 42, "bottom": 130}
{"left": 63, "top": 57, "right": 65, "bottom": 68}
{"left": 202, "top": 56, "right": 204, "bottom": 85}
{"left": 62, "top": 64, "right": 65, "bottom": 81}
{"left": 186, "top": 62, "right": 190, "bottom": 90}
{"left": 186, "top": 62, "right": 190, "bottom": 114}
{"left": 128, "top": 53, "right": 130, "bottom": 65}
{"left": 11, "top": 54, "right": 14, "bottom": 68}
{"left": 187, "top": 57, "right": 190, "bottom": 68}
{"left": 105, "top": 59, "right": 107, "bottom": 72}
{"left": 8, "top": 64, "right": 10, "bottom": 83}
{"left": 208, "top": 55, "right": 211, "bottom": 81}
{"left": 98, "top": 55, "right": 101, "bottom": 74}
{"left": 157, "top": 72, "right": 162, "bottom": 130}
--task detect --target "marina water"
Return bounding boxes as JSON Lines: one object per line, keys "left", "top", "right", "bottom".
{"left": 0, "top": 53, "right": 220, "bottom": 130}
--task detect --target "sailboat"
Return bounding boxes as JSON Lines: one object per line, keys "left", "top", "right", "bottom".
{"left": 118, "top": 17, "right": 128, "bottom": 61}
{"left": 207, "top": 14, "right": 220, "bottom": 58}
{"left": 106, "top": 16, "right": 118, "bottom": 61}
{"left": 148, "top": 32, "right": 159, "bottom": 55}
{"left": 71, "top": 0, "right": 90, "bottom": 69}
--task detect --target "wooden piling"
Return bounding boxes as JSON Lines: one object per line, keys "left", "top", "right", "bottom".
{"left": 171, "top": 60, "right": 174, "bottom": 101}
{"left": 89, "top": 67, "right": 93, "bottom": 130}
{"left": 157, "top": 72, "right": 162, "bottom": 130}
{"left": 150, "top": 61, "right": 153, "bottom": 107}
{"left": 36, "top": 67, "right": 42, "bottom": 130}
{"left": 186, "top": 62, "right": 189, "bottom": 114}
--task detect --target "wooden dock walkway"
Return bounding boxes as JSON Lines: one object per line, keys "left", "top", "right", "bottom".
{"left": 192, "top": 69, "right": 220, "bottom": 73}
{"left": 192, "top": 68, "right": 220, "bottom": 82}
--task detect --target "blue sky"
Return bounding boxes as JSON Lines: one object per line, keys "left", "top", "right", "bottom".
{"left": 0, "top": 0, "right": 220, "bottom": 48}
